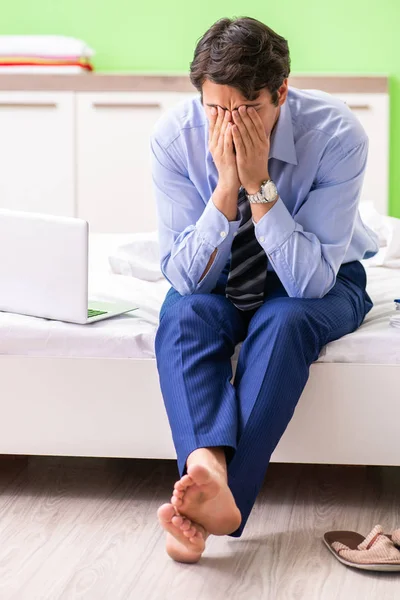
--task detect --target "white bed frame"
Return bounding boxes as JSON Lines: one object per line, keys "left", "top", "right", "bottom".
{"left": 2, "top": 75, "right": 399, "bottom": 467}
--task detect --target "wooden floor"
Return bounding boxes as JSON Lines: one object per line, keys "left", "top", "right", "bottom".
{"left": 0, "top": 455, "right": 399, "bottom": 600}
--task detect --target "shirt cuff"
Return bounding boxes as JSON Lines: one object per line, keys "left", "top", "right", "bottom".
{"left": 196, "top": 195, "right": 241, "bottom": 247}
{"left": 252, "top": 197, "right": 296, "bottom": 254}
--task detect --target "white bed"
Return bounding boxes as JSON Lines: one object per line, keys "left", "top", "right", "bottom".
{"left": 0, "top": 221, "right": 399, "bottom": 467}
{"left": 1, "top": 75, "right": 399, "bottom": 468}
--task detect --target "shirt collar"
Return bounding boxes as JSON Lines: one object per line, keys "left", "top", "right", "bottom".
{"left": 269, "top": 98, "right": 298, "bottom": 166}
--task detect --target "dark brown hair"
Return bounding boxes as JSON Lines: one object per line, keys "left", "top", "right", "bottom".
{"left": 189, "top": 17, "right": 290, "bottom": 106}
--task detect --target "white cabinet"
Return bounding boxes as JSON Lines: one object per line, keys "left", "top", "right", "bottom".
{"left": 76, "top": 91, "right": 196, "bottom": 233}
{"left": 333, "top": 93, "right": 389, "bottom": 215}
{"left": 0, "top": 92, "right": 74, "bottom": 216}
{"left": 0, "top": 85, "right": 388, "bottom": 231}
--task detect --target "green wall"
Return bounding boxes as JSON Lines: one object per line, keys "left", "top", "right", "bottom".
{"left": 2, "top": 0, "right": 399, "bottom": 217}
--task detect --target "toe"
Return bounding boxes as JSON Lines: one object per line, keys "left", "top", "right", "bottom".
{"left": 186, "top": 529, "right": 204, "bottom": 541}
{"left": 171, "top": 515, "right": 184, "bottom": 527}
{"left": 186, "top": 463, "right": 213, "bottom": 486}
{"left": 161, "top": 505, "right": 207, "bottom": 563}
{"left": 178, "top": 475, "right": 194, "bottom": 488}
{"left": 170, "top": 512, "right": 205, "bottom": 542}
{"left": 171, "top": 496, "right": 183, "bottom": 507}
{"left": 158, "top": 502, "right": 209, "bottom": 561}
{"left": 180, "top": 519, "right": 191, "bottom": 531}
{"left": 157, "top": 503, "right": 176, "bottom": 522}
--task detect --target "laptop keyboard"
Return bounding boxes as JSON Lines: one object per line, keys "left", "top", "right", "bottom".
{"left": 88, "top": 308, "right": 108, "bottom": 318}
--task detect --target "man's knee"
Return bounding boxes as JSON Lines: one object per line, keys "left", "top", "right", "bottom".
{"left": 251, "top": 297, "right": 310, "bottom": 330}
{"left": 158, "top": 291, "right": 230, "bottom": 334}
{"left": 248, "top": 297, "right": 324, "bottom": 351}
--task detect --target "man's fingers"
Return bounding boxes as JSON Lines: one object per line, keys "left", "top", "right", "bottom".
{"left": 208, "top": 106, "right": 218, "bottom": 144}
{"left": 216, "top": 111, "right": 229, "bottom": 153}
{"left": 220, "top": 109, "right": 231, "bottom": 139}
{"left": 211, "top": 106, "right": 226, "bottom": 147}
{"left": 238, "top": 105, "right": 258, "bottom": 139}
{"left": 217, "top": 118, "right": 226, "bottom": 153}
{"left": 223, "top": 122, "right": 234, "bottom": 154}
{"left": 208, "top": 106, "right": 217, "bottom": 130}
{"left": 232, "top": 109, "right": 253, "bottom": 149}
{"left": 247, "top": 107, "right": 268, "bottom": 143}
{"left": 211, "top": 108, "right": 231, "bottom": 153}
{"left": 232, "top": 125, "right": 246, "bottom": 156}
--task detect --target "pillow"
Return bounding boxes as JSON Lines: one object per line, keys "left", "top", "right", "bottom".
{"left": 358, "top": 202, "right": 391, "bottom": 247}
{"left": 108, "top": 231, "right": 164, "bottom": 281}
{"left": 382, "top": 215, "right": 400, "bottom": 266}
{"left": 361, "top": 213, "right": 400, "bottom": 269}
{"left": 89, "top": 233, "right": 137, "bottom": 274}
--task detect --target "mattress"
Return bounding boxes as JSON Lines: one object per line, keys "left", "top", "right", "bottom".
{"left": 0, "top": 233, "right": 399, "bottom": 364}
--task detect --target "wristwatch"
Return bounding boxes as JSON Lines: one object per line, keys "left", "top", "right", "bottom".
{"left": 246, "top": 179, "right": 279, "bottom": 204}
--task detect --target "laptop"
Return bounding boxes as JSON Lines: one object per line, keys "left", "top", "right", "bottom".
{"left": 0, "top": 208, "right": 139, "bottom": 324}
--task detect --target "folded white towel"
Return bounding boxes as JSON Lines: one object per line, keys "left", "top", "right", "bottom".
{"left": 0, "top": 66, "right": 90, "bottom": 74}
{"left": 0, "top": 35, "right": 95, "bottom": 58}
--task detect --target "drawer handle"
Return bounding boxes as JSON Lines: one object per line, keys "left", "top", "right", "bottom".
{"left": 0, "top": 102, "right": 57, "bottom": 108}
{"left": 345, "top": 104, "right": 371, "bottom": 110}
{"left": 93, "top": 102, "right": 161, "bottom": 109}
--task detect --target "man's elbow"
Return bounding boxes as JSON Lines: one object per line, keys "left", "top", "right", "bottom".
{"left": 301, "top": 286, "right": 334, "bottom": 299}
{"left": 291, "top": 269, "right": 336, "bottom": 299}
{"left": 160, "top": 259, "right": 195, "bottom": 296}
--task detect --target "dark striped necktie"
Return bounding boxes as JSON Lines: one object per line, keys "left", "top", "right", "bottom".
{"left": 225, "top": 186, "right": 268, "bottom": 311}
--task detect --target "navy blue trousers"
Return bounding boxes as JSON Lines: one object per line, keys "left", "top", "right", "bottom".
{"left": 154, "top": 259, "right": 373, "bottom": 538}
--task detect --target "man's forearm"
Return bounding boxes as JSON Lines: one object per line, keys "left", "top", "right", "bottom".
{"left": 199, "top": 248, "right": 218, "bottom": 282}
{"left": 198, "top": 184, "right": 240, "bottom": 282}
{"left": 212, "top": 183, "right": 241, "bottom": 221}
{"left": 198, "top": 188, "right": 278, "bottom": 282}
{"left": 250, "top": 196, "right": 279, "bottom": 223}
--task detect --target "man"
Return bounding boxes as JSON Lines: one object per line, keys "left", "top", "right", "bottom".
{"left": 151, "top": 16, "right": 379, "bottom": 563}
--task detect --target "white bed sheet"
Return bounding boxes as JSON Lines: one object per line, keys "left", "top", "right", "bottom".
{"left": 0, "top": 235, "right": 399, "bottom": 363}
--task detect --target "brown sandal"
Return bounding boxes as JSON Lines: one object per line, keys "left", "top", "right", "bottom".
{"left": 323, "top": 525, "right": 400, "bottom": 571}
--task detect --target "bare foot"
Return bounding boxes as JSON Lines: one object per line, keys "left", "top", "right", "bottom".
{"left": 158, "top": 503, "right": 210, "bottom": 563}
{"left": 170, "top": 463, "right": 242, "bottom": 536}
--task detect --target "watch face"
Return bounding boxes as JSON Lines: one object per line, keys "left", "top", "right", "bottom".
{"left": 262, "top": 180, "right": 277, "bottom": 200}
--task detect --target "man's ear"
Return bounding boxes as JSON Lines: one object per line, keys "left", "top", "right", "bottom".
{"left": 278, "top": 79, "right": 289, "bottom": 105}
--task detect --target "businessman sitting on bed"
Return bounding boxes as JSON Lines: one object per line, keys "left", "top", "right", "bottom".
{"left": 151, "top": 16, "right": 379, "bottom": 563}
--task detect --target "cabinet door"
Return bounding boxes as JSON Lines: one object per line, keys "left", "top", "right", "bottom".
{"left": 0, "top": 92, "right": 75, "bottom": 216}
{"left": 76, "top": 91, "right": 197, "bottom": 233}
{"left": 333, "top": 93, "right": 389, "bottom": 215}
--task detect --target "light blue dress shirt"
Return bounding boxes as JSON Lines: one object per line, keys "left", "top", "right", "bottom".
{"left": 150, "top": 86, "right": 380, "bottom": 298}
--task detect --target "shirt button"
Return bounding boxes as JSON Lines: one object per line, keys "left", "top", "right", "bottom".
{"left": 220, "top": 231, "right": 227, "bottom": 237}
{"left": 259, "top": 236, "right": 265, "bottom": 242}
